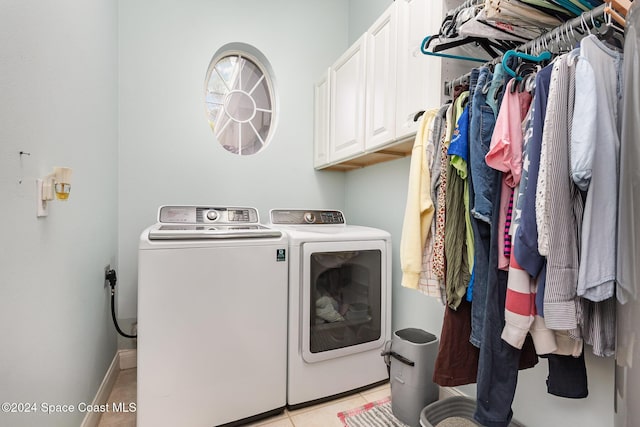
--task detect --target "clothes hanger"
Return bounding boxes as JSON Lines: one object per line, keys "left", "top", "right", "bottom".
{"left": 431, "top": 36, "right": 508, "bottom": 56}
{"left": 516, "top": 72, "right": 536, "bottom": 93}
{"left": 598, "top": 8, "right": 626, "bottom": 48}
{"left": 604, "top": 2, "right": 626, "bottom": 27}
{"left": 421, "top": 35, "right": 490, "bottom": 63}
{"left": 556, "top": 23, "right": 573, "bottom": 53}
{"left": 502, "top": 50, "right": 552, "bottom": 80}
{"left": 575, "top": 13, "right": 592, "bottom": 35}
{"left": 566, "top": 19, "right": 579, "bottom": 48}
{"left": 515, "top": 63, "right": 541, "bottom": 93}
{"left": 510, "top": 61, "right": 537, "bottom": 93}
{"left": 610, "top": 0, "right": 631, "bottom": 16}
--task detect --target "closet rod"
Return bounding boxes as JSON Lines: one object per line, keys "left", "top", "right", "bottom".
{"left": 444, "top": 3, "right": 610, "bottom": 96}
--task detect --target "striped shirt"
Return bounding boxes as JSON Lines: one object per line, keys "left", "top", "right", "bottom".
{"left": 540, "top": 53, "right": 583, "bottom": 336}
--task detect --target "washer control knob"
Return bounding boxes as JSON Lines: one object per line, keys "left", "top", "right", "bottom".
{"left": 303, "top": 212, "right": 316, "bottom": 224}
{"left": 206, "top": 210, "right": 219, "bottom": 221}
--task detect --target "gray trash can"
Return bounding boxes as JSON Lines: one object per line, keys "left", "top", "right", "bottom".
{"left": 383, "top": 328, "right": 439, "bottom": 427}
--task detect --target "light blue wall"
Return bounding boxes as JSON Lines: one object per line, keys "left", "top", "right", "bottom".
{"left": 117, "top": 0, "right": 350, "bottom": 319}
{"left": 344, "top": 159, "right": 446, "bottom": 334}
{"left": 0, "top": 1, "right": 119, "bottom": 426}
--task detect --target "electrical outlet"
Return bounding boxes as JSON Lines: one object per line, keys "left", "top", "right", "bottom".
{"left": 104, "top": 264, "right": 111, "bottom": 287}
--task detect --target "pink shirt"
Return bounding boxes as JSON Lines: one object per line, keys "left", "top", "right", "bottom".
{"left": 485, "top": 79, "right": 532, "bottom": 270}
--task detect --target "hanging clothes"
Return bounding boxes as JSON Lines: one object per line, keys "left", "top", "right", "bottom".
{"left": 415, "top": 4, "right": 627, "bottom": 417}
{"left": 449, "top": 105, "right": 475, "bottom": 287}
{"left": 433, "top": 298, "right": 480, "bottom": 387}
{"left": 433, "top": 95, "right": 483, "bottom": 387}
{"left": 433, "top": 104, "right": 457, "bottom": 282}
{"left": 513, "top": 63, "right": 553, "bottom": 317}
{"left": 572, "top": 34, "right": 623, "bottom": 303}
{"left": 419, "top": 105, "right": 450, "bottom": 302}
{"left": 474, "top": 138, "right": 538, "bottom": 427}
{"left": 544, "top": 351, "right": 588, "bottom": 398}
{"left": 536, "top": 51, "right": 584, "bottom": 340}
{"left": 485, "top": 79, "right": 532, "bottom": 270}
{"left": 581, "top": 298, "right": 616, "bottom": 357}
{"left": 617, "top": 0, "right": 640, "bottom": 305}
{"left": 502, "top": 98, "right": 558, "bottom": 354}
{"left": 569, "top": 34, "right": 622, "bottom": 357}
{"left": 400, "top": 109, "right": 439, "bottom": 289}
{"left": 469, "top": 66, "right": 502, "bottom": 348}
{"left": 464, "top": 67, "right": 538, "bottom": 427}
{"left": 445, "top": 92, "right": 472, "bottom": 309}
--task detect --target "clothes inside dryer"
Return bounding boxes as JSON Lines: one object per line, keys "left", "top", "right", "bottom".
{"left": 310, "top": 250, "right": 382, "bottom": 354}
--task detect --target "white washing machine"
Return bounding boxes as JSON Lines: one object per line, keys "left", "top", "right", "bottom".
{"left": 269, "top": 209, "right": 392, "bottom": 408}
{"left": 137, "top": 206, "right": 289, "bottom": 427}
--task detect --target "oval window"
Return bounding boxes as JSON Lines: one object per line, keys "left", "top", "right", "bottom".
{"left": 204, "top": 44, "right": 277, "bottom": 155}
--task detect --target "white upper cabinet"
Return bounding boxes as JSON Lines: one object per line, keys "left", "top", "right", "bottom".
{"left": 329, "top": 34, "right": 367, "bottom": 163}
{"left": 395, "top": 0, "right": 444, "bottom": 141}
{"left": 313, "top": 69, "right": 331, "bottom": 168}
{"left": 315, "top": 0, "right": 447, "bottom": 170}
{"left": 365, "top": 2, "right": 398, "bottom": 151}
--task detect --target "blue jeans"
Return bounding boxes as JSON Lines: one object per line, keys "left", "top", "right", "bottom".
{"left": 470, "top": 217, "right": 491, "bottom": 348}
{"left": 474, "top": 177, "right": 520, "bottom": 427}
{"left": 468, "top": 66, "right": 499, "bottom": 348}
{"left": 468, "top": 68, "right": 480, "bottom": 124}
{"left": 487, "top": 63, "right": 508, "bottom": 117}
{"left": 474, "top": 175, "right": 538, "bottom": 427}
{"left": 470, "top": 67, "right": 498, "bottom": 225}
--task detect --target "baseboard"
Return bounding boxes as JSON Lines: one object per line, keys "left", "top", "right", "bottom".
{"left": 80, "top": 349, "right": 137, "bottom": 427}
{"left": 439, "top": 386, "right": 469, "bottom": 400}
{"left": 80, "top": 352, "right": 121, "bottom": 427}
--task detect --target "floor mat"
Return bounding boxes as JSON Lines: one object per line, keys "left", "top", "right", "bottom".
{"left": 337, "top": 397, "right": 409, "bottom": 427}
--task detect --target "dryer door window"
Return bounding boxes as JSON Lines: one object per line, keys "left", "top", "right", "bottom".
{"left": 301, "top": 240, "right": 387, "bottom": 363}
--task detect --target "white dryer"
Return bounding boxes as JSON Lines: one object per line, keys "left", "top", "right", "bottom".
{"left": 269, "top": 209, "right": 391, "bottom": 408}
{"left": 137, "top": 206, "right": 288, "bottom": 427}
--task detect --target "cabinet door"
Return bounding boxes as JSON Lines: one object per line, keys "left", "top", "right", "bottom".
{"left": 330, "top": 35, "right": 367, "bottom": 163}
{"left": 365, "top": 2, "right": 397, "bottom": 151}
{"left": 313, "top": 69, "right": 331, "bottom": 169}
{"left": 395, "top": 0, "right": 444, "bottom": 141}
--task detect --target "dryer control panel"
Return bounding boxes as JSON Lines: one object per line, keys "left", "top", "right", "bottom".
{"left": 270, "top": 209, "right": 345, "bottom": 225}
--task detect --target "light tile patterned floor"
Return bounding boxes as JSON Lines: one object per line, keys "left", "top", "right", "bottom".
{"left": 97, "top": 368, "right": 390, "bottom": 427}
{"left": 97, "top": 368, "right": 137, "bottom": 427}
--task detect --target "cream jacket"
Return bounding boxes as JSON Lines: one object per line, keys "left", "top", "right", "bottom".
{"left": 401, "top": 109, "right": 439, "bottom": 289}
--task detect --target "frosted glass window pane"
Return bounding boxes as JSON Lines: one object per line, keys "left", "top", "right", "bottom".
{"left": 205, "top": 44, "right": 276, "bottom": 156}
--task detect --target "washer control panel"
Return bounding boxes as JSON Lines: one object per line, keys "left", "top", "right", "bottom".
{"left": 158, "top": 206, "right": 259, "bottom": 224}
{"left": 270, "top": 209, "right": 345, "bottom": 225}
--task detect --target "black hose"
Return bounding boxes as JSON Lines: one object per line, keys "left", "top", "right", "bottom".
{"left": 106, "top": 269, "right": 137, "bottom": 339}
{"left": 110, "top": 290, "right": 137, "bottom": 339}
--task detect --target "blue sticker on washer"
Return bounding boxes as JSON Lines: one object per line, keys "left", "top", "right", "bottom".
{"left": 276, "top": 249, "right": 286, "bottom": 262}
